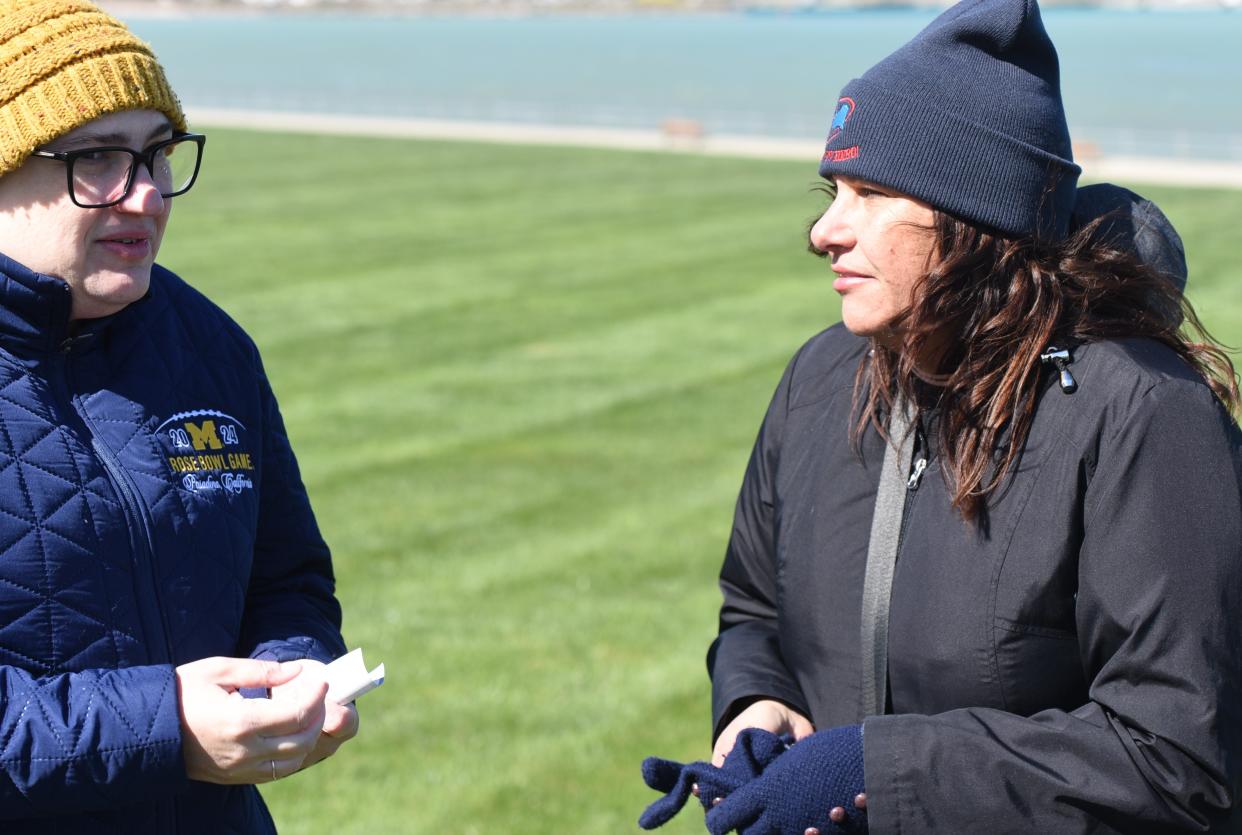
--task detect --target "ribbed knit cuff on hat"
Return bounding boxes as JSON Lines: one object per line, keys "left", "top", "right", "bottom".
{"left": 0, "top": 0, "right": 185, "bottom": 177}
{"left": 820, "top": 77, "right": 1080, "bottom": 240}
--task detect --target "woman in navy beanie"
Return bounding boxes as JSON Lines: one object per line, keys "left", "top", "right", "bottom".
{"left": 640, "top": 0, "right": 1242, "bottom": 832}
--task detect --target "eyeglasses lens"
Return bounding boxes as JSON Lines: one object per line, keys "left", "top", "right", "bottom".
{"left": 161, "top": 139, "right": 199, "bottom": 194}
{"left": 70, "top": 139, "right": 199, "bottom": 207}
{"left": 70, "top": 150, "right": 134, "bottom": 206}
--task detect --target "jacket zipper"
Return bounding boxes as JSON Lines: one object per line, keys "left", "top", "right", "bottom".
{"left": 876, "top": 415, "right": 927, "bottom": 714}
{"left": 894, "top": 418, "right": 929, "bottom": 562}
{"left": 60, "top": 339, "right": 179, "bottom": 832}
{"left": 60, "top": 341, "right": 174, "bottom": 666}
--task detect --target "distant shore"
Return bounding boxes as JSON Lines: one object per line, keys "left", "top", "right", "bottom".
{"left": 99, "top": 0, "right": 1241, "bottom": 17}
{"left": 188, "top": 107, "right": 1242, "bottom": 189}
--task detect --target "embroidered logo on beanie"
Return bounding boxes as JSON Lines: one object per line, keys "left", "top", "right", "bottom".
{"left": 828, "top": 97, "right": 855, "bottom": 142}
{"left": 823, "top": 96, "right": 860, "bottom": 164}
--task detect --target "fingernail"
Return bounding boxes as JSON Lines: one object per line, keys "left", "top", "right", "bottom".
{"left": 854, "top": 792, "right": 867, "bottom": 810}
{"left": 829, "top": 806, "right": 846, "bottom": 823}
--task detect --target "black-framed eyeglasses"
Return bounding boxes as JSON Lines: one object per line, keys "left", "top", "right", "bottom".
{"left": 30, "top": 133, "right": 206, "bottom": 209}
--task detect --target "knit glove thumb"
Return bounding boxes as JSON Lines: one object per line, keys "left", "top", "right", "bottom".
{"left": 704, "top": 724, "right": 866, "bottom": 835}
{"left": 638, "top": 729, "right": 791, "bottom": 829}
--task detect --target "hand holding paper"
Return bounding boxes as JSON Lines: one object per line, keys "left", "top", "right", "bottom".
{"left": 323, "top": 648, "right": 386, "bottom": 705}
{"left": 267, "top": 649, "right": 381, "bottom": 774}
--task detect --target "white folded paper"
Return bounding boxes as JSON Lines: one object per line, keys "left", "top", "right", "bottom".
{"left": 323, "top": 648, "right": 385, "bottom": 705}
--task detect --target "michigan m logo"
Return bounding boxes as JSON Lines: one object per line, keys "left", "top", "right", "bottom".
{"left": 185, "top": 420, "right": 223, "bottom": 451}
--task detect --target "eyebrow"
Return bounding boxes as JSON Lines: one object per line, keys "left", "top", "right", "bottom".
{"left": 54, "top": 119, "right": 175, "bottom": 150}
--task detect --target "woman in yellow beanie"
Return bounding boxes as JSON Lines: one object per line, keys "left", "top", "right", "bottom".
{"left": 0, "top": 2, "right": 357, "bottom": 831}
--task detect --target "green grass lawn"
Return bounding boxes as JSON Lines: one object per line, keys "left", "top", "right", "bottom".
{"left": 158, "top": 129, "right": 1242, "bottom": 834}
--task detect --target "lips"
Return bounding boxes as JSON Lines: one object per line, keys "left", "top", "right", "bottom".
{"left": 830, "top": 262, "right": 869, "bottom": 278}
{"left": 96, "top": 230, "right": 153, "bottom": 260}
{"left": 98, "top": 230, "right": 150, "bottom": 245}
{"left": 831, "top": 268, "right": 874, "bottom": 295}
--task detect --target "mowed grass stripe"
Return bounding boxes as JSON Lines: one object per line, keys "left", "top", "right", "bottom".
{"left": 157, "top": 130, "right": 1242, "bottom": 834}
{"left": 273, "top": 287, "right": 833, "bottom": 483}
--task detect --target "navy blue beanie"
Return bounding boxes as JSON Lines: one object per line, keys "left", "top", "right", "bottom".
{"left": 818, "top": 0, "right": 1081, "bottom": 241}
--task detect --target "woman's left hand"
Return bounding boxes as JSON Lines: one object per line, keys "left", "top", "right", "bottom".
{"left": 713, "top": 699, "right": 814, "bottom": 767}
{"left": 269, "top": 659, "right": 360, "bottom": 772}
{"left": 705, "top": 725, "right": 866, "bottom": 835}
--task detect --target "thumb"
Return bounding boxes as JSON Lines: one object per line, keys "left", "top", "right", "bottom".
{"left": 712, "top": 727, "right": 740, "bottom": 768}
{"left": 211, "top": 657, "right": 302, "bottom": 691}
{"left": 792, "top": 714, "right": 816, "bottom": 741}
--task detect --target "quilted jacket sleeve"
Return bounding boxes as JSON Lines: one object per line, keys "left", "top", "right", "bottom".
{"left": 863, "top": 379, "right": 1242, "bottom": 833}
{"left": 236, "top": 363, "right": 345, "bottom": 667}
{"left": 0, "top": 663, "right": 183, "bottom": 818}
{"left": 708, "top": 350, "right": 811, "bottom": 741}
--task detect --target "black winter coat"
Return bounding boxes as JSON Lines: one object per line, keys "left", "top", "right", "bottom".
{"left": 709, "top": 323, "right": 1242, "bottom": 833}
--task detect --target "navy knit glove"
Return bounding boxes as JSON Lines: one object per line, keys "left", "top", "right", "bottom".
{"left": 705, "top": 725, "right": 866, "bottom": 835}
{"left": 639, "top": 730, "right": 791, "bottom": 829}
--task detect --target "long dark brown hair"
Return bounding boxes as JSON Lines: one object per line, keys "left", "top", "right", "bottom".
{"left": 851, "top": 208, "right": 1240, "bottom": 523}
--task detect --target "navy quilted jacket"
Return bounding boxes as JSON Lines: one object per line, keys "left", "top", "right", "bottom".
{"left": 0, "top": 254, "right": 345, "bottom": 832}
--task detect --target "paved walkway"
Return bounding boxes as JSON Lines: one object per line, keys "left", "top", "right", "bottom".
{"left": 189, "top": 107, "right": 1242, "bottom": 190}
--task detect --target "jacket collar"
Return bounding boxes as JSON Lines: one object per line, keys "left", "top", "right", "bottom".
{"left": 0, "top": 252, "right": 149, "bottom": 357}
{"left": 0, "top": 252, "right": 76, "bottom": 355}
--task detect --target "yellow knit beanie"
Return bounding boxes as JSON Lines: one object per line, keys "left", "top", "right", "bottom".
{"left": 0, "top": 0, "right": 185, "bottom": 178}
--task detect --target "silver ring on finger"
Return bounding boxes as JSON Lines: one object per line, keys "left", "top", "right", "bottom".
{"left": 271, "top": 759, "right": 277, "bottom": 782}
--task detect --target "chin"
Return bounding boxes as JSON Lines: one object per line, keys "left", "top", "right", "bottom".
{"left": 840, "top": 309, "right": 903, "bottom": 348}
{"left": 76, "top": 269, "right": 153, "bottom": 319}
{"left": 840, "top": 310, "right": 886, "bottom": 339}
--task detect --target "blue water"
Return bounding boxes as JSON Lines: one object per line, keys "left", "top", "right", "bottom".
{"left": 129, "top": 9, "right": 1242, "bottom": 159}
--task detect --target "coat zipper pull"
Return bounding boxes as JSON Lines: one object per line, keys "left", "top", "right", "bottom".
{"left": 907, "top": 457, "right": 928, "bottom": 490}
{"left": 58, "top": 332, "right": 95, "bottom": 354}
{"left": 1039, "top": 345, "right": 1078, "bottom": 394}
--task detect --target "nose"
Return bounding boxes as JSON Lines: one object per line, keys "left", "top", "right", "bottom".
{"left": 808, "top": 198, "right": 853, "bottom": 255}
{"left": 115, "top": 161, "right": 166, "bottom": 215}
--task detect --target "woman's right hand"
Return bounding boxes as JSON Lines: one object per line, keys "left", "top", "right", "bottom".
{"left": 175, "top": 657, "right": 328, "bottom": 785}
{"left": 712, "top": 699, "right": 814, "bottom": 767}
